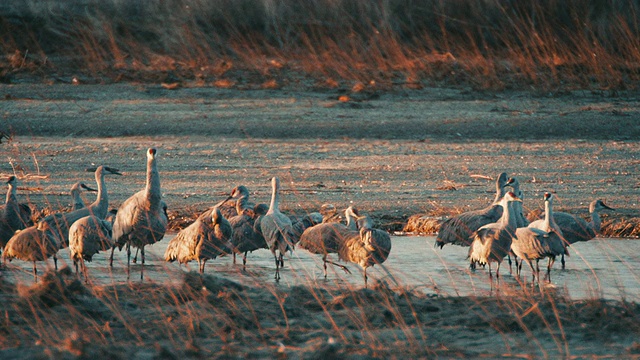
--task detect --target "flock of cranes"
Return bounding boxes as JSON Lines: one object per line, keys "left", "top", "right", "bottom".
{"left": 437, "top": 172, "right": 614, "bottom": 283}
{"left": 0, "top": 148, "right": 391, "bottom": 286}
{"left": 0, "top": 149, "right": 613, "bottom": 287}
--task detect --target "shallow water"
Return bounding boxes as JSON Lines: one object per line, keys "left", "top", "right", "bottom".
{"left": 3, "top": 235, "right": 639, "bottom": 301}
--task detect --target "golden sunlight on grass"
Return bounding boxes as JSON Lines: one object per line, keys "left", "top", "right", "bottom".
{"left": 1, "top": 0, "right": 639, "bottom": 90}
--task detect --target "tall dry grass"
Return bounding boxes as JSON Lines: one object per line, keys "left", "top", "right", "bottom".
{"left": 2, "top": 266, "right": 639, "bottom": 358}
{"left": 1, "top": 0, "right": 639, "bottom": 89}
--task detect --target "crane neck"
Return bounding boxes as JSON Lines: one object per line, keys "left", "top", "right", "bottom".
{"left": 267, "top": 179, "right": 280, "bottom": 214}
{"left": 493, "top": 185, "right": 504, "bottom": 205}
{"left": 345, "top": 213, "right": 357, "bottom": 231}
{"left": 71, "top": 187, "right": 82, "bottom": 208}
{"left": 5, "top": 182, "right": 16, "bottom": 205}
{"left": 235, "top": 194, "right": 250, "bottom": 215}
{"left": 589, "top": 209, "right": 602, "bottom": 232}
{"left": 542, "top": 199, "right": 554, "bottom": 231}
{"left": 88, "top": 169, "right": 108, "bottom": 218}
{"left": 500, "top": 199, "right": 517, "bottom": 230}
{"left": 145, "top": 155, "right": 162, "bottom": 207}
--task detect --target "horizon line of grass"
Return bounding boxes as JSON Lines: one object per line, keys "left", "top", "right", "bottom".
{"left": 1, "top": 0, "right": 639, "bottom": 90}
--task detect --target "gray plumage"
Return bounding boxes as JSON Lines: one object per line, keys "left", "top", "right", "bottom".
{"left": 39, "top": 166, "right": 121, "bottom": 248}
{"left": 0, "top": 176, "right": 33, "bottom": 250}
{"left": 70, "top": 182, "right": 97, "bottom": 211}
{"left": 68, "top": 214, "right": 114, "bottom": 282}
{"left": 111, "top": 148, "right": 168, "bottom": 280}
{"left": 468, "top": 191, "right": 520, "bottom": 279}
{"left": 511, "top": 193, "right": 567, "bottom": 282}
{"left": 337, "top": 211, "right": 392, "bottom": 287}
{"left": 299, "top": 206, "right": 359, "bottom": 278}
{"left": 436, "top": 172, "right": 510, "bottom": 248}
{"left": 2, "top": 220, "right": 61, "bottom": 282}
{"left": 289, "top": 212, "right": 324, "bottom": 244}
{"left": 552, "top": 199, "right": 614, "bottom": 269}
{"left": 258, "top": 177, "right": 294, "bottom": 281}
{"left": 508, "top": 177, "right": 530, "bottom": 228}
{"left": 164, "top": 206, "right": 232, "bottom": 274}
{"left": 227, "top": 185, "right": 268, "bottom": 270}
{"left": 229, "top": 191, "right": 269, "bottom": 270}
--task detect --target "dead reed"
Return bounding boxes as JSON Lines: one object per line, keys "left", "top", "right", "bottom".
{"left": 1, "top": 0, "right": 639, "bottom": 90}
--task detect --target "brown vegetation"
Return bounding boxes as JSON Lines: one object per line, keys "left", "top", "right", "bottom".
{"left": 2, "top": 267, "right": 639, "bottom": 358}
{"left": 1, "top": 1, "right": 640, "bottom": 90}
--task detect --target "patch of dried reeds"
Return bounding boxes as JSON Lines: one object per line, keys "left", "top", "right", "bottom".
{"left": 2, "top": 267, "right": 639, "bottom": 358}
{"left": 1, "top": 0, "right": 639, "bottom": 90}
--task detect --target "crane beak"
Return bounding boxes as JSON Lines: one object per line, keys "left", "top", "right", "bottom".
{"left": 81, "top": 183, "right": 98, "bottom": 192}
{"left": 222, "top": 194, "right": 234, "bottom": 204}
{"left": 104, "top": 167, "right": 122, "bottom": 175}
{"left": 602, "top": 203, "right": 615, "bottom": 211}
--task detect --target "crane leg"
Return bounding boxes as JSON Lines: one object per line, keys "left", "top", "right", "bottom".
{"left": 546, "top": 257, "right": 555, "bottom": 282}
{"left": 140, "top": 247, "right": 145, "bottom": 281}
{"left": 243, "top": 252, "right": 248, "bottom": 271}
{"left": 324, "top": 258, "right": 351, "bottom": 275}
{"left": 54, "top": 255, "right": 58, "bottom": 271}
{"left": 132, "top": 248, "right": 138, "bottom": 264}
{"left": 109, "top": 246, "right": 115, "bottom": 267}
{"left": 233, "top": 252, "right": 236, "bottom": 265}
{"left": 516, "top": 261, "right": 521, "bottom": 277}
{"left": 274, "top": 254, "right": 280, "bottom": 281}
{"left": 364, "top": 267, "right": 368, "bottom": 288}
{"left": 82, "top": 258, "right": 89, "bottom": 284}
{"left": 488, "top": 262, "right": 493, "bottom": 279}
{"left": 74, "top": 260, "right": 79, "bottom": 276}
{"left": 126, "top": 244, "right": 131, "bottom": 280}
{"left": 322, "top": 255, "right": 329, "bottom": 278}
{"left": 200, "top": 259, "right": 206, "bottom": 274}
{"left": 561, "top": 253, "right": 565, "bottom": 269}
{"left": 33, "top": 261, "right": 37, "bottom": 283}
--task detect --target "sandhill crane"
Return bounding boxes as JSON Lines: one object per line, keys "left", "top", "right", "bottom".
{"left": 468, "top": 191, "right": 520, "bottom": 279}
{"left": 511, "top": 192, "right": 567, "bottom": 283}
{"left": 552, "top": 199, "right": 614, "bottom": 269}
{"left": 226, "top": 185, "right": 268, "bottom": 270}
{"left": 318, "top": 203, "right": 343, "bottom": 223}
{"left": 111, "top": 148, "right": 168, "bottom": 280}
{"left": 337, "top": 211, "right": 392, "bottom": 287}
{"left": 38, "top": 166, "right": 121, "bottom": 248}
{"left": 289, "top": 212, "right": 324, "bottom": 244}
{"left": 1, "top": 176, "right": 33, "bottom": 251}
{"left": 257, "top": 177, "right": 294, "bottom": 281}
{"left": 68, "top": 215, "right": 114, "bottom": 282}
{"left": 299, "top": 206, "right": 359, "bottom": 278}
{"left": 164, "top": 205, "right": 232, "bottom": 274}
{"left": 70, "top": 182, "right": 97, "bottom": 211}
{"left": 436, "top": 172, "right": 511, "bottom": 249}
{"left": 2, "top": 220, "right": 61, "bottom": 282}
{"left": 217, "top": 185, "right": 257, "bottom": 220}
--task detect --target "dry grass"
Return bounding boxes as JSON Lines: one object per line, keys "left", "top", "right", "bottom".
{"left": 1, "top": 0, "right": 639, "bottom": 90}
{"left": 1, "top": 266, "right": 639, "bottom": 358}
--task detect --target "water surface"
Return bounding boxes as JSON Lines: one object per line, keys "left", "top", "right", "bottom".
{"left": 4, "top": 235, "right": 639, "bottom": 301}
